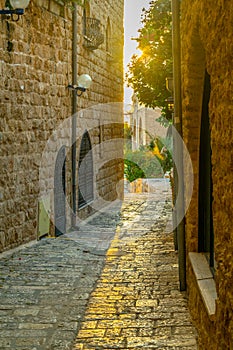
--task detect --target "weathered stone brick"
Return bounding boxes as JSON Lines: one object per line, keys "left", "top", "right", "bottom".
{"left": 181, "top": 1, "right": 233, "bottom": 348}
{"left": 0, "top": 0, "right": 124, "bottom": 251}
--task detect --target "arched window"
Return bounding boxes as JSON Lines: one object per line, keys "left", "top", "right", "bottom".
{"left": 78, "top": 131, "right": 94, "bottom": 209}
{"left": 139, "top": 118, "right": 143, "bottom": 145}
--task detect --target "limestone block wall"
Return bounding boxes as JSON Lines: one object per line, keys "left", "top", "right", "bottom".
{"left": 0, "top": 0, "right": 124, "bottom": 252}
{"left": 131, "top": 105, "right": 167, "bottom": 151}
{"left": 181, "top": 0, "right": 233, "bottom": 348}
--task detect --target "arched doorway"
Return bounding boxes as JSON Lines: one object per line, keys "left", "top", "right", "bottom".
{"left": 198, "top": 71, "right": 215, "bottom": 273}
{"left": 54, "top": 146, "right": 66, "bottom": 236}
{"left": 78, "top": 132, "right": 94, "bottom": 209}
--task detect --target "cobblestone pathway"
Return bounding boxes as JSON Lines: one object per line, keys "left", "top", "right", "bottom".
{"left": 73, "top": 192, "right": 198, "bottom": 350}
{"left": 0, "top": 239, "right": 106, "bottom": 350}
{"left": 0, "top": 180, "right": 198, "bottom": 349}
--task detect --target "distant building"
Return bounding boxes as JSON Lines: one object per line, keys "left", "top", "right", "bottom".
{"left": 129, "top": 95, "right": 168, "bottom": 150}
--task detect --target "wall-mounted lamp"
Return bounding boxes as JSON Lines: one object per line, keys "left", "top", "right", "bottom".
{"left": 67, "top": 74, "right": 92, "bottom": 96}
{"left": 0, "top": 0, "right": 30, "bottom": 21}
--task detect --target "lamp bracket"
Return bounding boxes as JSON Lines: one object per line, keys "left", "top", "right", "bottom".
{"left": 67, "top": 84, "right": 86, "bottom": 96}
{"left": 0, "top": 8, "right": 24, "bottom": 21}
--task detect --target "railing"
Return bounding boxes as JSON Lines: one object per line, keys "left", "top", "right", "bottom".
{"left": 83, "top": 17, "right": 104, "bottom": 50}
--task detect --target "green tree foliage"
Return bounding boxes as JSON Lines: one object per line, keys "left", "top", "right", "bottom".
{"left": 124, "top": 149, "right": 163, "bottom": 182}
{"left": 147, "top": 135, "right": 173, "bottom": 174}
{"left": 126, "top": 0, "right": 172, "bottom": 116}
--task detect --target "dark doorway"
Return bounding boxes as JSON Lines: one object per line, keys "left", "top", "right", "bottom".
{"left": 54, "top": 146, "right": 66, "bottom": 236}
{"left": 78, "top": 131, "right": 94, "bottom": 209}
{"left": 198, "top": 72, "right": 214, "bottom": 272}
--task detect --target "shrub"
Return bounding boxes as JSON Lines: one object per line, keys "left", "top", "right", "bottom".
{"left": 124, "top": 149, "right": 163, "bottom": 182}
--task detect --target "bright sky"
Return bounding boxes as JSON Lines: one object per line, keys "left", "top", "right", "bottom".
{"left": 124, "top": 0, "right": 150, "bottom": 107}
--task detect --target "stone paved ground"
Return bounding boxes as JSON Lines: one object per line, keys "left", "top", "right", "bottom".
{"left": 73, "top": 191, "right": 198, "bottom": 350}
{"left": 0, "top": 179, "right": 198, "bottom": 349}
{"left": 0, "top": 239, "right": 106, "bottom": 350}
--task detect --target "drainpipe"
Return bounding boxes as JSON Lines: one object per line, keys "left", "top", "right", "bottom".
{"left": 171, "top": 0, "right": 186, "bottom": 291}
{"left": 71, "top": 3, "right": 78, "bottom": 228}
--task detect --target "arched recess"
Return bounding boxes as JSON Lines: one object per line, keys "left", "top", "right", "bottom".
{"left": 78, "top": 131, "right": 94, "bottom": 209}
{"left": 54, "top": 146, "right": 66, "bottom": 236}
{"left": 198, "top": 71, "right": 215, "bottom": 273}
{"left": 181, "top": 23, "right": 206, "bottom": 251}
{"left": 106, "top": 17, "right": 111, "bottom": 53}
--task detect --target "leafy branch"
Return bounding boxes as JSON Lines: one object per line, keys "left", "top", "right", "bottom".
{"left": 126, "top": 0, "right": 173, "bottom": 116}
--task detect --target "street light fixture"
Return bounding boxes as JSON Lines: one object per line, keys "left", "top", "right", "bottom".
{"left": 166, "top": 96, "right": 174, "bottom": 112}
{"left": 0, "top": 0, "right": 30, "bottom": 21}
{"left": 68, "top": 74, "right": 92, "bottom": 96}
{"left": 165, "top": 77, "right": 174, "bottom": 112}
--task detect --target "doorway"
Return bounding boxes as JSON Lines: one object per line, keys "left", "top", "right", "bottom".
{"left": 54, "top": 146, "right": 66, "bottom": 236}
{"left": 78, "top": 131, "right": 94, "bottom": 209}
{"left": 198, "top": 72, "right": 214, "bottom": 272}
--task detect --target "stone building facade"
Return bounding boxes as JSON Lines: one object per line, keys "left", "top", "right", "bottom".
{"left": 0, "top": 0, "right": 124, "bottom": 251}
{"left": 130, "top": 96, "right": 167, "bottom": 151}
{"left": 180, "top": 1, "right": 233, "bottom": 348}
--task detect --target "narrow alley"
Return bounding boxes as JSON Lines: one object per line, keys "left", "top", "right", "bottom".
{"left": 0, "top": 180, "right": 198, "bottom": 349}
{"left": 1, "top": 0, "right": 232, "bottom": 348}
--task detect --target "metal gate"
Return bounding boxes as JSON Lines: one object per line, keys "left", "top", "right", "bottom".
{"left": 78, "top": 132, "right": 94, "bottom": 208}
{"left": 54, "top": 146, "right": 66, "bottom": 236}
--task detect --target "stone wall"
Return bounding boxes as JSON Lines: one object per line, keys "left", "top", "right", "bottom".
{"left": 130, "top": 96, "right": 167, "bottom": 152}
{"left": 0, "top": 0, "right": 124, "bottom": 251}
{"left": 181, "top": 0, "right": 233, "bottom": 348}
{"left": 131, "top": 106, "right": 167, "bottom": 151}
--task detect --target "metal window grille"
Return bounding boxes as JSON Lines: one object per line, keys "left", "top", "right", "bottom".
{"left": 83, "top": 17, "right": 104, "bottom": 50}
